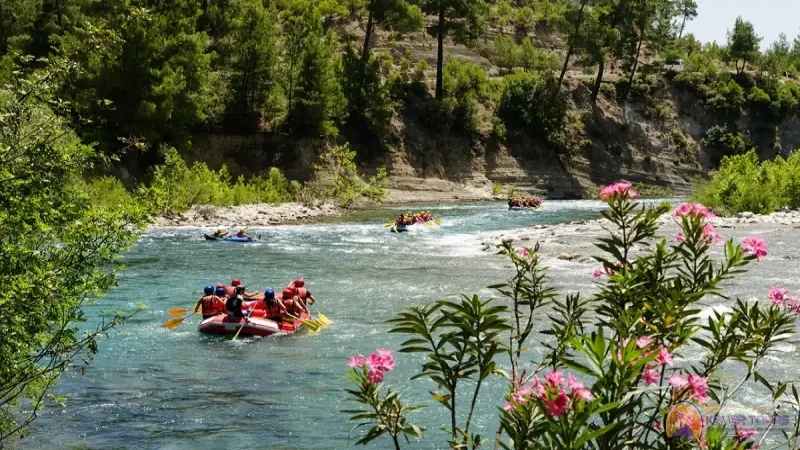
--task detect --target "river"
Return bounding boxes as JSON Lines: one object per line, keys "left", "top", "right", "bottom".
{"left": 18, "top": 200, "right": 800, "bottom": 449}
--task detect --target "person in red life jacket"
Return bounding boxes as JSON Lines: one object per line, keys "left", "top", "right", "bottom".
{"left": 194, "top": 286, "right": 225, "bottom": 319}
{"left": 281, "top": 288, "right": 306, "bottom": 317}
{"left": 226, "top": 286, "right": 246, "bottom": 319}
{"left": 214, "top": 287, "right": 228, "bottom": 313}
{"left": 293, "top": 279, "right": 317, "bottom": 308}
{"left": 235, "top": 228, "right": 251, "bottom": 239}
{"left": 262, "top": 289, "right": 288, "bottom": 322}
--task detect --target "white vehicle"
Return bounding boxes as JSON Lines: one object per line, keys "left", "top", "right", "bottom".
{"left": 664, "top": 59, "right": 685, "bottom": 72}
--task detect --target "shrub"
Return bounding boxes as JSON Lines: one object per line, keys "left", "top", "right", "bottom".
{"left": 645, "top": 99, "right": 674, "bottom": 121}
{"left": 599, "top": 82, "right": 617, "bottom": 99}
{"left": 305, "top": 143, "right": 388, "bottom": 207}
{"left": 669, "top": 128, "right": 699, "bottom": 166}
{"left": 343, "top": 187, "right": 800, "bottom": 449}
{"left": 144, "top": 147, "right": 298, "bottom": 215}
{"left": 427, "top": 59, "right": 494, "bottom": 133}
{"left": 691, "top": 149, "right": 800, "bottom": 214}
{"left": 82, "top": 176, "right": 139, "bottom": 211}
{"left": 497, "top": 71, "right": 566, "bottom": 139}
{"left": 705, "top": 79, "right": 746, "bottom": 119}
{"left": 701, "top": 124, "right": 749, "bottom": 160}
{"left": 747, "top": 86, "right": 774, "bottom": 118}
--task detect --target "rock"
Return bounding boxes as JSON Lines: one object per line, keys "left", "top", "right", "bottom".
{"left": 520, "top": 235, "right": 531, "bottom": 241}
{"left": 557, "top": 253, "right": 581, "bottom": 261}
{"left": 738, "top": 211, "right": 754, "bottom": 218}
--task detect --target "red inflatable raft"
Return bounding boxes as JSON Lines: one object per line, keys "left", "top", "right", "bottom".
{"left": 197, "top": 312, "right": 310, "bottom": 337}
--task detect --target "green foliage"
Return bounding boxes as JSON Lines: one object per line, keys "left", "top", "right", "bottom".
{"left": 340, "top": 49, "right": 396, "bottom": 132}
{"left": 702, "top": 125, "right": 749, "bottom": 160}
{"left": 693, "top": 150, "right": 800, "bottom": 214}
{"left": 706, "top": 79, "right": 746, "bottom": 120}
{"left": 426, "top": 58, "right": 494, "bottom": 133}
{"left": 306, "top": 143, "right": 388, "bottom": 207}
{"left": 669, "top": 127, "right": 699, "bottom": 166}
{"left": 0, "top": 58, "right": 150, "bottom": 443}
{"left": 497, "top": 71, "right": 566, "bottom": 139}
{"left": 144, "top": 148, "right": 299, "bottom": 215}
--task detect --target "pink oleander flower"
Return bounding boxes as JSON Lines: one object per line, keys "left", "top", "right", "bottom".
{"left": 642, "top": 367, "right": 660, "bottom": 386}
{"left": 673, "top": 202, "right": 716, "bottom": 219}
{"left": 666, "top": 373, "right": 688, "bottom": 389}
{"left": 701, "top": 223, "right": 723, "bottom": 244}
{"left": 530, "top": 377, "right": 546, "bottom": 397}
{"left": 572, "top": 387, "right": 594, "bottom": 401}
{"left": 688, "top": 374, "right": 708, "bottom": 403}
{"left": 520, "top": 247, "right": 531, "bottom": 259}
{"left": 543, "top": 389, "right": 570, "bottom": 417}
{"left": 545, "top": 371, "right": 564, "bottom": 387}
{"left": 769, "top": 286, "right": 789, "bottom": 305}
{"left": 636, "top": 336, "right": 653, "bottom": 349}
{"left": 503, "top": 402, "right": 515, "bottom": 411}
{"left": 367, "top": 368, "right": 384, "bottom": 383}
{"left": 511, "top": 391, "right": 528, "bottom": 405}
{"left": 366, "top": 348, "right": 396, "bottom": 373}
{"left": 593, "top": 265, "right": 616, "bottom": 278}
{"left": 593, "top": 268, "right": 604, "bottom": 278}
{"left": 734, "top": 424, "right": 757, "bottom": 442}
{"left": 742, "top": 236, "right": 768, "bottom": 261}
{"left": 674, "top": 232, "right": 685, "bottom": 243}
{"left": 656, "top": 347, "right": 673, "bottom": 366}
{"left": 785, "top": 297, "right": 800, "bottom": 315}
{"left": 600, "top": 181, "right": 639, "bottom": 202}
{"left": 348, "top": 354, "right": 366, "bottom": 368}
{"left": 567, "top": 374, "right": 584, "bottom": 391}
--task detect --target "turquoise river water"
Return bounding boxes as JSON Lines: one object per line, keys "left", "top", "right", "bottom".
{"left": 18, "top": 201, "right": 800, "bottom": 449}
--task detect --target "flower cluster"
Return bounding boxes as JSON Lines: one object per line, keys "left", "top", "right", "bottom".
{"left": 600, "top": 182, "right": 639, "bottom": 202}
{"left": 673, "top": 202, "right": 717, "bottom": 219}
{"left": 665, "top": 372, "right": 709, "bottom": 403}
{"left": 348, "top": 348, "right": 396, "bottom": 384}
{"left": 504, "top": 371, "right": 593, "bottom": 417}
{"left": 742, "top": 236, "right": 768, "bottom": 261}
{"left": 734, "top": 424, "right": 757, "bottom": 443}
{"left": 768, "top": 286, "right": 800, "bottom": 315}
{"left": 593, "top": 262, "right": 623, "bottom": 278}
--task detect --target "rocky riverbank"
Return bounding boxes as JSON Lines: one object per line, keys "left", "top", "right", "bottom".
{"left": 152, "top": 202, "right": 342, "bottom": 227}
{"left": 479, "top": 210, "right": 800, "bottom": 263}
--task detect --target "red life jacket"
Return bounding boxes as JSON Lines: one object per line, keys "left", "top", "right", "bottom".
{"left": 296, "top": 287, "right": 308, "bottom": 300}
{"left": 264, "top": 299, "right": 283, "bottom": 318}
{"left": 201, "top": 295, "right": 221, "bottom": 316}
{"left": 226, "top": 286, "right": 235, "bottom": 296}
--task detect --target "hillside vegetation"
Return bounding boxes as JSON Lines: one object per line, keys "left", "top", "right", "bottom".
{"left": 2, "top": 0, "right": 800, "bottom": 199}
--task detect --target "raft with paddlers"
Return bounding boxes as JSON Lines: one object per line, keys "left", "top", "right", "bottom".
{"left": 204, "top": 227, "right": 257, "bottom": 242}
{"left": 386, "top": 211, "right": 441, "bottom": 232}
{"left": 508, "top": 197, "right": 543, "bottom": 210}
{"left": 163, "top": 278, "right": 330, "bottom": 339}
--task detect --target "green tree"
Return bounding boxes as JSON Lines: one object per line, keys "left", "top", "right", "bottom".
{"left": 493, "top": 35, "right": 520, "bottom": 74}
{"left": 727, "top": 16, "right": 761, "bottom": 75}
{"left": 675, "top": 0, "right": 697, "bottom": 39}
{"left": 759, "top": 33, "right": 791, "bottom": 79}
{"left": 225, "top": 0, "right": 280, "bottom": 132}
{"left": 0, "top": 58, "right": 149, "bottom": 444}
{"left": 558, "top": 0, "right": 593, "bottom": 86}
{"left": 419, "top": 0, "right": 488, "bottom": 100}
{"left": 288, "top": 29, "right": 346, "bottom": 136}
{"left": 0, "top": 0, "right": 42, "bottom": 57}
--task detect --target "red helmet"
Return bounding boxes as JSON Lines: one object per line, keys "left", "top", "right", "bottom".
{"left": 294, "top": 279, "right": 305, "bottom": 288}
{"left": 231, "top": 279, "right": 241, "bottom": 287}
{"left": 282, "top": 288, "right": 294, "bottom": 299}
{"left": 216, "top": 284, "right": 226, "bottom": 289}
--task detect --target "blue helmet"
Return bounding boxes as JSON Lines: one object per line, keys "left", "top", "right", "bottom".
{"left": 264, "top": 288, "right": 275, "bottom": 299}
{"left": 215, "top": 287, "right": 226, "bottom": 296}
{"left": 204, "top": 285, "right": 214, "bottom": 295}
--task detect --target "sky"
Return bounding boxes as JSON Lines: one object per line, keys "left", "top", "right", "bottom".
{"left": 684, "top": 0, "right": 799, "bottom": 50}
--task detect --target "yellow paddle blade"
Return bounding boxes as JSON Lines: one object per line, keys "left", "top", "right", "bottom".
{"left": 317, "top": 312, "right": 331, "bottom": 326}
{"left": 384, "top": 222, "right": 393, "bottom": 228}
{"left": 301, "top": 319, "right": 320, "bottom": 331}
{"left": 434, "top": 218, "right": 441, "bottom": 225}
{"left": 164, "top": 317, "right": 185, "bottom": 330}
{"left": 169, "top": 308, "right": 188, "bottom": 317}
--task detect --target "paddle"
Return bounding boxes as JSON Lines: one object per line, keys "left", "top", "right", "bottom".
{"left": 232, "top": 309, "right": 254, "bottom": 341}
{"left": 312, "top": 306, "right": 330, "bottom": 326}
{"left": 434, "top": 217, "right": 441, "bottom": 225}
{"left": 169, "top": 308, "right": 188, "bottom": 317}
{"left": 164, "top": 311, "right": 196, "bottom": 330}
{"left": 285, "top": 312, "right": 320, "bottom": 332}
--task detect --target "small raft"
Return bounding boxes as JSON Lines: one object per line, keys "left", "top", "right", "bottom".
{"left": 198, "top": 312, "right": 309, "bottom": 337}
{"left": 390, "top": 224, "right": 409, "bottom": 233}
{"left": 204, "top": 234, "right": 255, "bottom": 243}
{"left": 509, "top": 206, "right": 543, "bottom": 211}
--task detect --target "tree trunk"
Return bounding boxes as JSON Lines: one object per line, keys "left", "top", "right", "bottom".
{"left": 55, "top": 0, "right": 63, "bottom": 30}
{"left": 559, "top": 0, "right": 588, "bottom": 87}
{"left": 678, "top": 14, "right": 687, "bottom": 40}
{"left": 435, "top": 1, "right": 445, "bottom": 100}
{"left": 360, "top": 2, "right": 375, "bottom": 76}
{"left": 591, "top": 58, "right": 605, "bottom": 104}
{"left": 559, "top": 46, "right": 573, "bottom": 87}
{"left": 625, "top": 26, "right": 646, "bottom": 100}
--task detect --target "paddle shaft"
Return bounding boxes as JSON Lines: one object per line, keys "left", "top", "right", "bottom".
{"left": 232, "top": 309, "right": 253, "bottom": 341}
